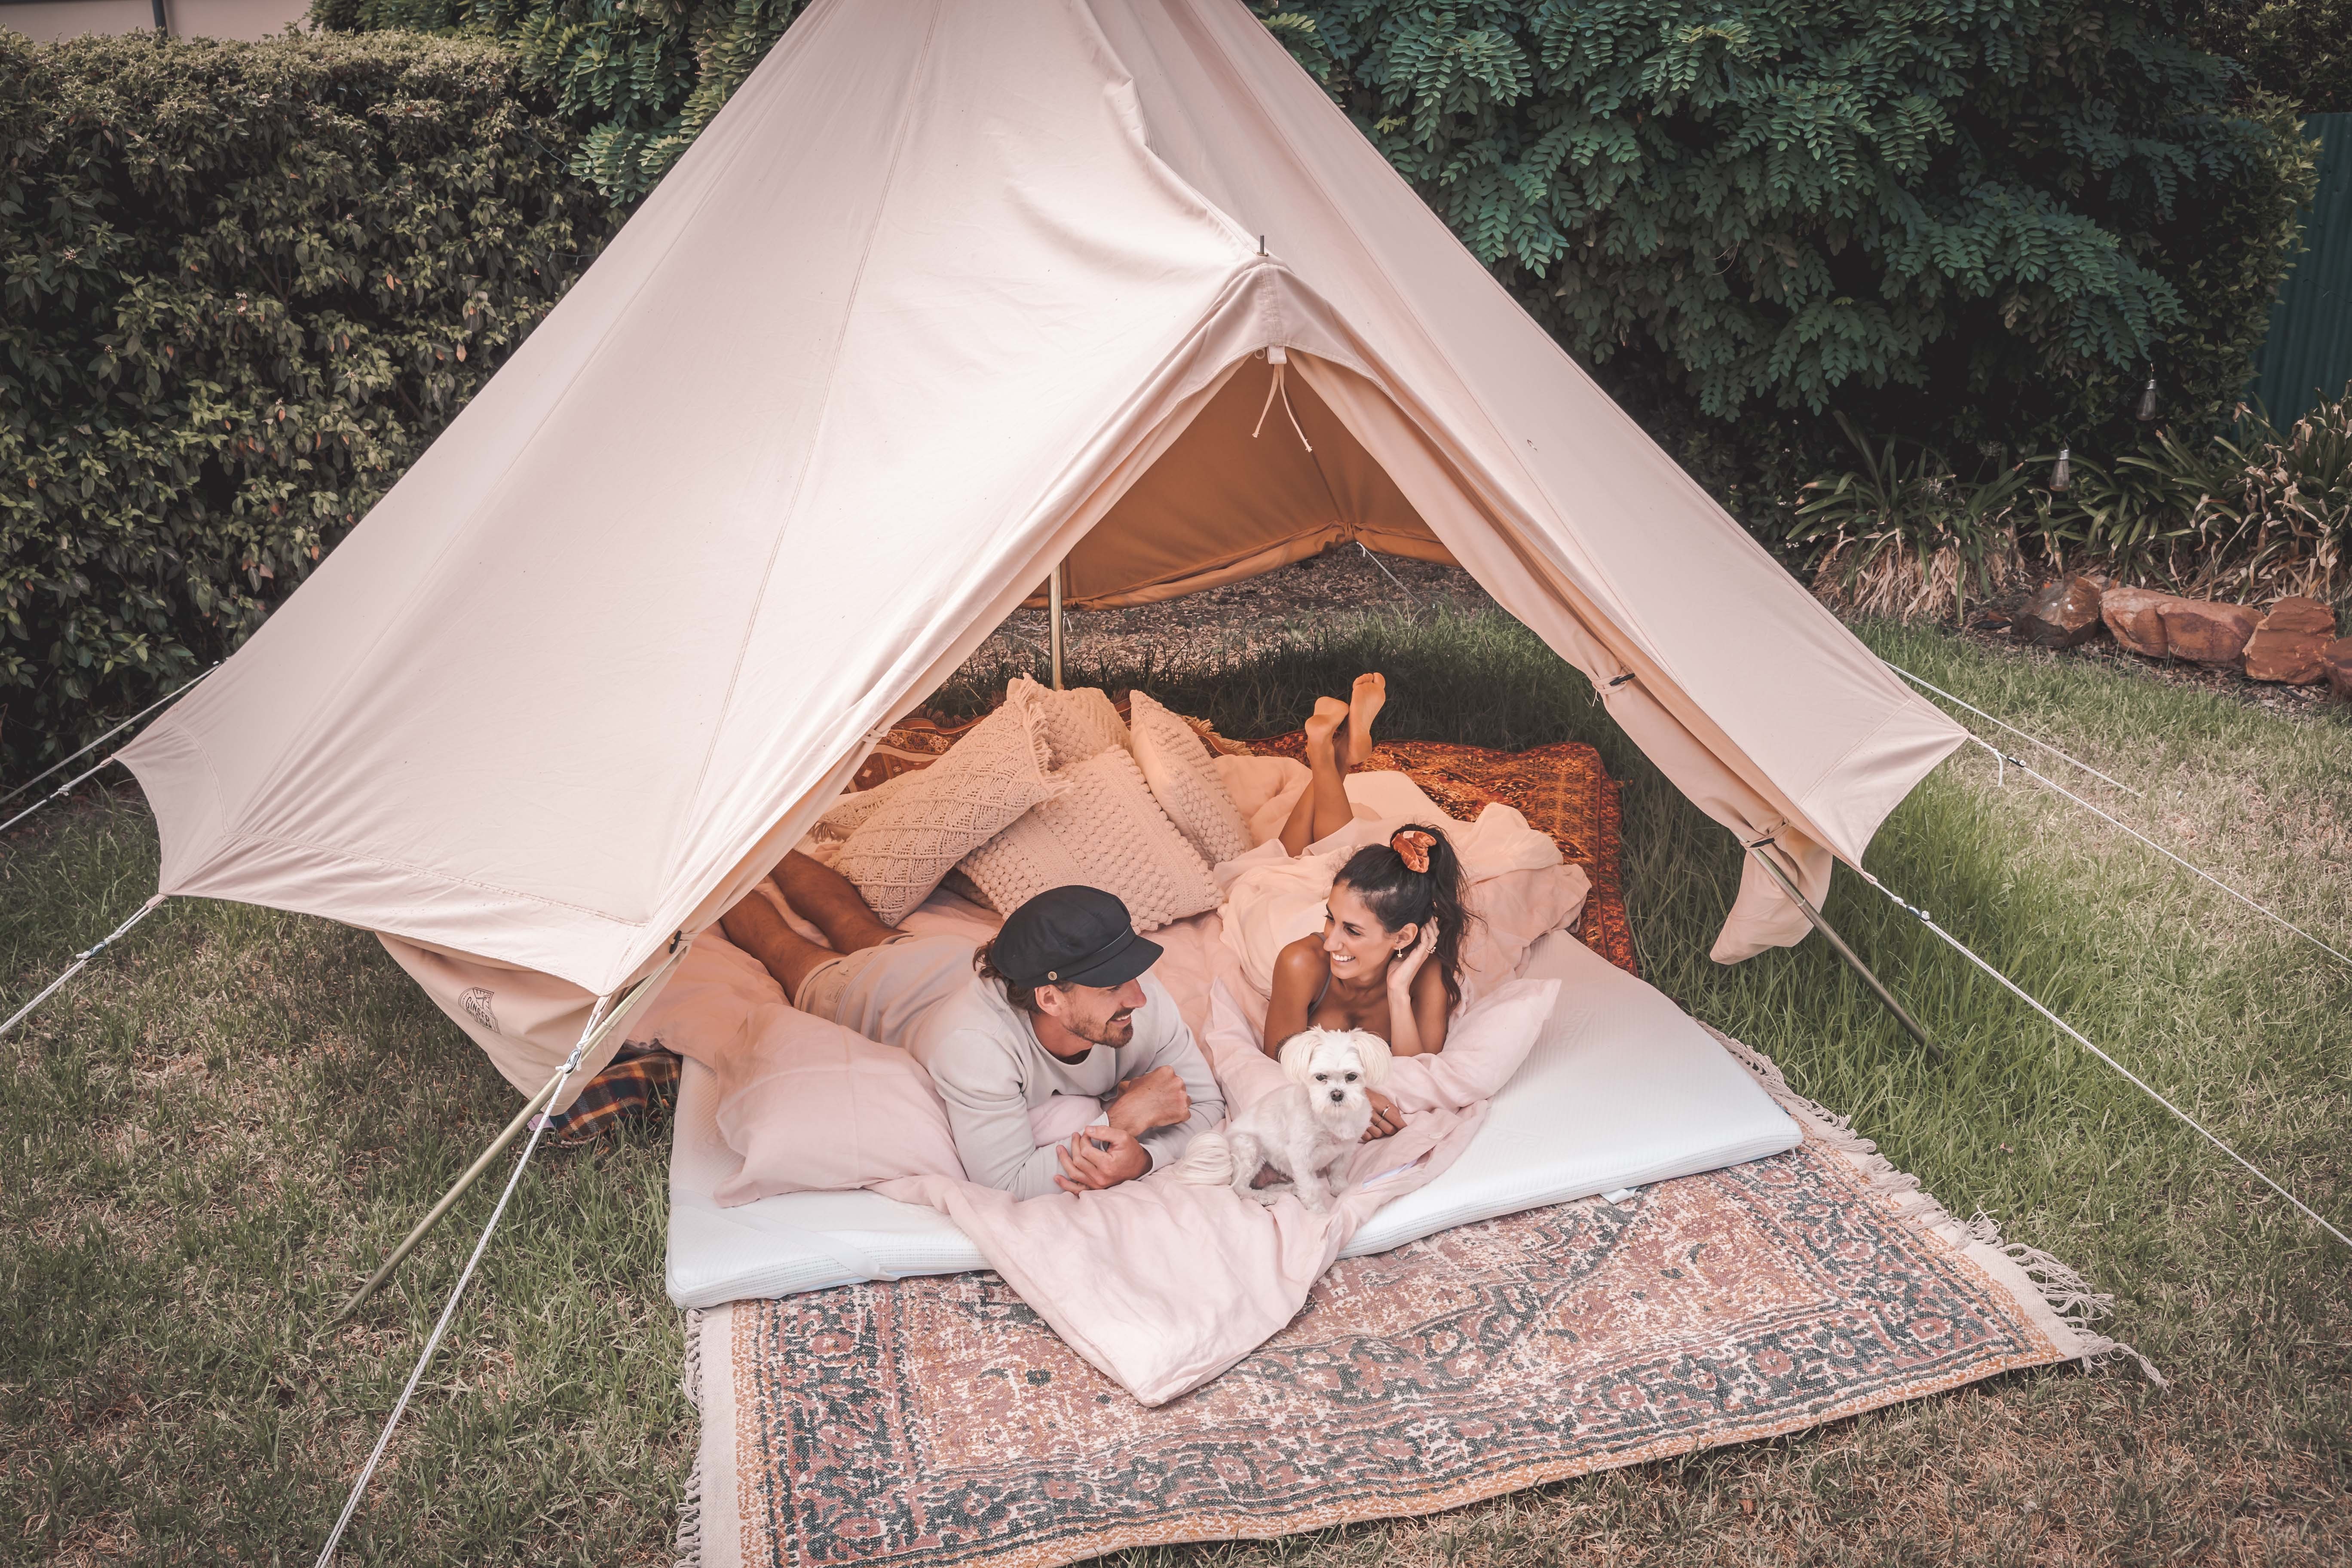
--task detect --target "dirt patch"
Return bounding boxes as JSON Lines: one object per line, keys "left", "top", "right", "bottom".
{"left": 969, "top": 545, "right": 1496, "bottom": 680}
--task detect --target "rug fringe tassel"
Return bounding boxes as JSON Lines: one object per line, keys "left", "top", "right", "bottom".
{"left": 676, "top": 1308, "right": 706, "bottom": 1568}
{"left": 1704, "top": 1026, "right": 2164, "bottom": 1387}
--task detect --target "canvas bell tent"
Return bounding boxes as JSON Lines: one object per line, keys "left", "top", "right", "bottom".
{"left": 116, "top": 0, "right": 1965, "bottom": 1105}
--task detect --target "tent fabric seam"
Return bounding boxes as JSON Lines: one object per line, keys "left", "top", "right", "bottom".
{"left": 667, "top": 0, "right": 949, "bottom": 889}
{"left": 222, "top": 831, "right": 649, "bottom": 928}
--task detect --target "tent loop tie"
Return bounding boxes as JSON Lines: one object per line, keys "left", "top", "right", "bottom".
{"left": 0, "top": 893, "right": 169, "bottom": 1042}
{"left": 1853, "top": 867, "right": 2348, "bottom": 1251}
{"left": 1608, "top": 672, "right": 1638, "bottom": 687}
{"left": 313, "top": 988, "right": 622, "bottom": 1567}
{"left": 668, "top": 927, "right": 687, "bottom": 955}
{"left": 0, "top": 660, "right": 219, "bottom": 815}
{"left": 1250, "top": 359, "right": 1313, "bottom": 453}
{"left": 1883, "top": 660, "right": 2142, "bottom": 797}
{"left": 0, "top": 753, "right": 125, "bottom": 839}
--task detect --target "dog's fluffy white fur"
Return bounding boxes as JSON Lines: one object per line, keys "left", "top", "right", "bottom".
{"left": 1174, "top": 1027, "right": 1392, "bottom": 1213}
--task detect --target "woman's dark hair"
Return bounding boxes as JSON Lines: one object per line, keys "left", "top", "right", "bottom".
{"left": 1333, "top": 823, "right": 1475, "bottom": 1007}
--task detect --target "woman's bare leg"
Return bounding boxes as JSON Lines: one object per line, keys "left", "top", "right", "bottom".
{"left": 1344, "top": 672, "right": 1385, "bottom": 767}
{"left": 721, "top": 850, "right": 897, "bottom": 1001}
{"left": 1279, "top": 697, "right": 1354, "bottom": 855}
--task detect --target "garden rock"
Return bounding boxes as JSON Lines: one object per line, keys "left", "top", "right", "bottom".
{"left": 2158, "top": 599, "right": 2260, "bottom": 667}
{"left": 2324, "top": 639, "right": 2352, "bottom": 701}
{"left": 2099, "top": 587, "right": 2174, "bottom": 658}
{"left": 2242, "top": 597, "right": 2338, "bottom": 684}
{"left": 2015, "top": 575, "right": 2106, "bottom": 647}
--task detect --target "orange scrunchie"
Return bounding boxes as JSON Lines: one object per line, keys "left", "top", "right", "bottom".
{"left": 1389, "top": 828, "right": 1436, "bottom": 874}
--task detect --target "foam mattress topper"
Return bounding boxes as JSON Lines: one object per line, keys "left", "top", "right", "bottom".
{"left": 666, "top": 929, "right": 1801, "bottom": 1308}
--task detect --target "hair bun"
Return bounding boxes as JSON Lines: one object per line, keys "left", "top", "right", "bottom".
{"left": 1389, "top": 828, "right": 1436, "bottom": 874}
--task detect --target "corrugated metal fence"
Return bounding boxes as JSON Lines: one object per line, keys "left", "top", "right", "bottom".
{"left": 2251, "top": 113, "right": 2352, "bottom": 426}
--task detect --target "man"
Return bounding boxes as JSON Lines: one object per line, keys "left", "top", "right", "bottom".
{"left": 721, "top": 852, "right": 1224, "bottom": 1199}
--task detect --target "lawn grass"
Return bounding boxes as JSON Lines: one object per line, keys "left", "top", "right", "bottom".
{"left": 5, "top": 610, "right": 2349, "bottom": 1564}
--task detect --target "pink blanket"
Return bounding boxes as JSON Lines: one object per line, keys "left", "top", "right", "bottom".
{"left": 875, "top": 962, "right": 1559, "bottom": 1405}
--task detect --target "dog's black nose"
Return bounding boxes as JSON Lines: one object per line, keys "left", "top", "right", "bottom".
{"left": 1329, "top": 1090, "right": 1344, "bottom": 1103}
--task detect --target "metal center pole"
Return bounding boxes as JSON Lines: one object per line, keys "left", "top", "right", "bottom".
{"left": 1747, "top": 846, "right": 1939, "bottom": 1058}
{"left": 1047, "top": 561, "right": 1065, "bottom": 690}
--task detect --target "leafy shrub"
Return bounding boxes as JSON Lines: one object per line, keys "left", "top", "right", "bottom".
{"left": 0, "top": 32, "right": 617, "bottom": 770}
{"left": 309, "top": 0, "right": 808, "bottom": 204}
{"left": 1792, "top": 388, "right": 2352, "bottom": 617}
{"left": 1781, "top": 417, "right": 2035, "bottom": 623}
{"left": 1265, "top": 1, "right": 2317, "bottom": 462}
{"left": 2052, "top": 390, "right": 2352, "bottom": 600}
{"left": 312, "top": 0, "right": 2315, "bottom": 492}
{"left": 2182, "top": 0, "right": 2349, "bottom": 113}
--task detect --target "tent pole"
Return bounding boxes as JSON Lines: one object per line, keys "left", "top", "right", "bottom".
{"left": 329, "top": 1067, "right": 565, "bottom": 1323}
{"left": 328, "top": 957, "right": 677, "bottom": 1325}
{"left": 1047, "top": 561, "right": 1065, "bottom": 690}
{"left": 1747, "top": 846, "right": 1940, "bottom": 1059}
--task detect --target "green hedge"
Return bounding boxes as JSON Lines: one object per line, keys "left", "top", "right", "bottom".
{"left": 308, "top": 0, "right": 806, "bottom": 204}
{"left": 0, "top": 32, "right": 617, "bottom": 772}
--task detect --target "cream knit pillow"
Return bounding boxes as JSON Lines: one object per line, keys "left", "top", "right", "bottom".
{"left": 1126, "top": 690, "right": 1253, "bottom": 867}
{"left": 1007, "top": 676, "right": 1130, "bottom": 769}
{"left": 833, "top": 695, "right": 1059, "bottom": 926}
{"left": 956, "top": 747, "right": 1220, "bottom": 931}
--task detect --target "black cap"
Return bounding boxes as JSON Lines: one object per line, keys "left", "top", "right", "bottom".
{"left": 992, "top": 886, "right": 1161, "bottom": 989}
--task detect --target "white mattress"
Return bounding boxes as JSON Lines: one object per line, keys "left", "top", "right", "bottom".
{"left": 665, "top": 929, "right": 1802, "bottom": 1308}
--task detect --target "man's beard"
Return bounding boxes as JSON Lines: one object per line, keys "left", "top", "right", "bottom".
{"left": 1075, "top": 1008, "right": 1137, "bottom": 1048}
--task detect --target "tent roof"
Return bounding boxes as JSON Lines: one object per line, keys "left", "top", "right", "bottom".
{"left": 120, "top": 0, "right": 1962, "bottom": 1009}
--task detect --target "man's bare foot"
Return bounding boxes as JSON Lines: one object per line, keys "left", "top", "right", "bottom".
{"left": 1305, "top": 695, "right": 1348, "bottom": 758}
{"left": 1346, "top": 672, "right": 1386, "bottom": 767}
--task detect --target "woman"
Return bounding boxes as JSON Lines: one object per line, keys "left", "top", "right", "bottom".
{"left": 1263, "top": 826, "right": 1472, "bottom": 1060}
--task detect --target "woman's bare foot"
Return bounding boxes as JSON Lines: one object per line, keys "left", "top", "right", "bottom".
{"left": 1346, "top": 673, "right": 1386, "bottom": 766}
{"left": 1304, "top": 695, "right": 1349, "bottom": 758}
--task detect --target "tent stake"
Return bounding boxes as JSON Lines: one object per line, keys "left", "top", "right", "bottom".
{"left": 329, "top": 1067, "right": 566, "bottom": 1324}
{"left": 1747, "top": 846, "right": 1940, "bottom": 1059}
{"left": 1047, "top": 560, "right": 1065, "bottom": 690}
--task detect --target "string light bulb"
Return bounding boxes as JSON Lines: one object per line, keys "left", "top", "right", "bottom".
{"left": 2049, "top": 446, "right": 2072, "bottom": 493}
{"left": 2136, "top": 373, "right": 2159, "bottom": 422}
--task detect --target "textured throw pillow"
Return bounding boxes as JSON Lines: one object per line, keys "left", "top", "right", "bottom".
{"left": 1007, "top": 675, "right": 1129, "bottom": 769}
{"left": 1127, "top": 691, "right": 1253, "bottom": 867}
{"left": 833, "top": 694, "right": 1058, "bottom": 925}
{"left": 957, "top": 747, "right": 1221, "bottom": 930}
{"left": 811, "top": 766, "right": 918, "bottom": 844}
{"left": 709, "top": 1000, "right": 965, "bottom": 1205}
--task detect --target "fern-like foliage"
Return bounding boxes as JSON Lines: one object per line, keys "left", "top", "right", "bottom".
{"left": 1271, "top": 0, "right": 2315, "bottom": 453}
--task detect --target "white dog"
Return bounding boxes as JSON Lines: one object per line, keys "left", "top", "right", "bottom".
{"left": 1175, "top": 1028, "right": 1392, "bottom": 1213}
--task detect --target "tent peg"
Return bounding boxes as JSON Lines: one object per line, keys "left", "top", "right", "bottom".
{"left": 1047, "top": 560, "right": 1065, "bottom": 691}
{"left": 1746, "top": 845, "right": 1941, "bottom": 1059}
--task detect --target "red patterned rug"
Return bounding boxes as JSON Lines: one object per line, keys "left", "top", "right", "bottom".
{"left": 678, "top": 1041, "right": 2130, "bottom": 1568}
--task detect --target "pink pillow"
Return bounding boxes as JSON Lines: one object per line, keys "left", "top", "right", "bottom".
{"left": 1383, "top": 977, "right": 1562, "bottom": 1113}
{"left": 708, "top": 1001, "right": 965, "bottom": 1205}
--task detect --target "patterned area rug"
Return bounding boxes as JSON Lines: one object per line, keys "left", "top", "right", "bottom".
{"left": 678, "top": 1041, "right": 2132, "bottom": 1568}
